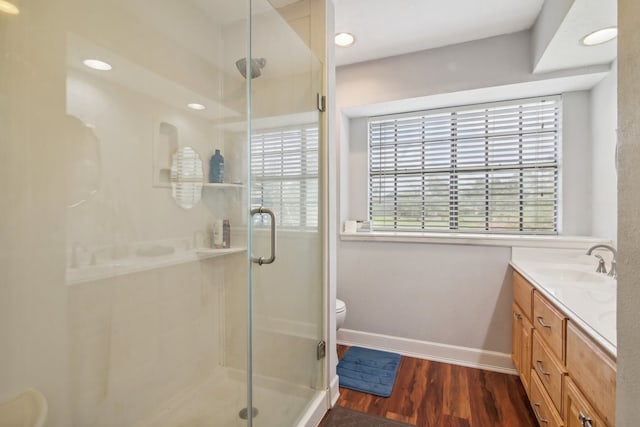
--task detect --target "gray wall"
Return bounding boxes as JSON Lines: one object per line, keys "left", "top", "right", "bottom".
{"left": 591, "top": 61, "right": 618, "bottom": 244}
{"left": 339, "top": 241, "right": 512, "bottom": 352}
{"left": 336, "top": 30, "right": 606, "bottom": 110}
{"left": 616, "top": 0, "right": 640, "bottom": 423}
{"left": 335, "top": 30, "right": 612, "bottom": 357}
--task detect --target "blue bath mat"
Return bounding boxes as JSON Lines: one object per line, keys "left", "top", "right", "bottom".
{"left": 337, "top": 346, "right": 402, "bottom": 397}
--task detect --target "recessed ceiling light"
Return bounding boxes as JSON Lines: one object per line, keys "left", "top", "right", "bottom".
{"left": 582, "top": 27, "right": 618, "bottom": 46}
{"left": 83, "top": 59, "right": 112, "bottom": 71}
{"left": 335, "top": 32, "right": 355, "bottom": 48}
{"left": 0, "top": 1, "right": 19, "bottom": 15}
{"left": 187, "top": 103, "right": 206, "bottom": 111}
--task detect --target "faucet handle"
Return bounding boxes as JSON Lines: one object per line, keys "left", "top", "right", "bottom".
{"left": 607, "top": 259, "right": 617, "bottom": 279}
{"left": 594, "top": 254, "right": 607, "bottom": 274}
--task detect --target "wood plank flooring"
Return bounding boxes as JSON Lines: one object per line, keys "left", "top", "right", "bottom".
{"left": 326, "top": 345, "right": 538, "bottom": 427}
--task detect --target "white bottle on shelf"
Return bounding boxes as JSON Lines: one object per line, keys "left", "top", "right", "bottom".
{"left": 213, "top": 220, "right": 224, "bottom": 249}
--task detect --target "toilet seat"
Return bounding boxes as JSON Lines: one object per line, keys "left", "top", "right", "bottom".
{"left": 336, "top": 299, "right": 346, "bottom": 313}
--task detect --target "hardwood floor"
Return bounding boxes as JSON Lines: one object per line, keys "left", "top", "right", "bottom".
{"left": 328, "top": 345, "right": 538, "bottom": 427}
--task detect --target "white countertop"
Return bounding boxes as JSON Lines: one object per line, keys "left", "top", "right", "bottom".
{"left": 510, "top": 247, "right": 616, "bottom": 359}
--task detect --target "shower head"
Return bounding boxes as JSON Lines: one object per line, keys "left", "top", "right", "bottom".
{"left": 235, "top": 57, "right": 266, "bottom": 79}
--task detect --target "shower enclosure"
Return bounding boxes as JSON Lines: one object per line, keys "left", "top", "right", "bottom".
{"left": 0, "top": 1, "right": 326, "bottom": 426}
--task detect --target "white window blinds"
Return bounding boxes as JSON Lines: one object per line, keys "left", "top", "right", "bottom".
{"left": 251, "top": 125, "right": 319, "bottom": 229}
{"left": 368, "top": 96, "right": 561, "bottom": 234}
{"left": 169, "top": 147, "right": 203, "bottom": 210}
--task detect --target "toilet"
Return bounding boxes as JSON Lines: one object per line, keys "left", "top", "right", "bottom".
{"left": 335, "top": 299, "right": 347, "bottom": 366}
{"left": 336, "top": 299, "right": 347, "bottom": 330}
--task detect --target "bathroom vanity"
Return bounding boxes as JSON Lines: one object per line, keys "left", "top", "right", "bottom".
{"left": 510, "top": 248, "right": 616, "bottom": 427}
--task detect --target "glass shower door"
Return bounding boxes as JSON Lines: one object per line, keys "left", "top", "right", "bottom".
{"left": 62, "top": 1, "right": 257, "bottom": 426}
{"left": 2, "top": 1, "right": 263, "bottom": 426}
{"left": 2, "top": 0, "right": 323, "bottom": 425}
{"left": 247, "top": 1, "right": 325, "bottom": 426}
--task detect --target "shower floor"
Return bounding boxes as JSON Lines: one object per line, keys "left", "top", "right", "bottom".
{"left": 137, "top": 367, "right": 317, "bottom": 427}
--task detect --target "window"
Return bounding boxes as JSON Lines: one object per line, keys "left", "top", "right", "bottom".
{"left": 251, "top": 125, "right": 319, "bottom": 229}
{"left": 368, "top": 96, "right": 561, "bottom": 234}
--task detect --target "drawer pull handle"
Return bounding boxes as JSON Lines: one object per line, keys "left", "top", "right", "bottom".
{"left": 536, "top": 360, "right": 551, "bottom": 376}
{"left": 533, "top": 403, "right": 549, "bottom": 424}
{"left": 536, "top": 316, "right": 552, "bottom": 328}
{"left": 513, "top": 311, "right": 522, "bottom": 320}
{"left": 579, "top": 411, "right": 593, "bottom": 427}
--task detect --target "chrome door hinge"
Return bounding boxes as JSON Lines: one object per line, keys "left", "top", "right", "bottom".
{"left": 316, "top": 93, "right": 326, "bottom": 112}
{"left": 316, "top": 340, "right": 326, "bottom": 360}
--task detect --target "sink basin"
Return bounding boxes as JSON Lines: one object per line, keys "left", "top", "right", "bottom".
{"left": 598, "top": 310, "right": 616, "bottom": 330}
{"left": 533, "top": 266, "right": 610, "bottom": 285}
{"left": 0, "top": 389, "right": 47, "bottom": 427}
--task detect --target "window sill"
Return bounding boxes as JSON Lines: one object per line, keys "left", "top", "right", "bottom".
{"left": 339, "top": 231, "right": 610, "bottom": 248}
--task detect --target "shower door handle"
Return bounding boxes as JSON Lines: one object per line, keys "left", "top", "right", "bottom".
{"left": 250, "top": 207, "right": 276, "bottom": 265}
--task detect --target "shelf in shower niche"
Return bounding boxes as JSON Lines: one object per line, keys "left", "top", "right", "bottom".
{"left": 202, "top": 183, "right": 245, "bottom": 189}
{"left": 66, "top": 247, "right": 248, "bottom": 285}
{"left": 195, "top": 247, "right": 247, "bottom": 258}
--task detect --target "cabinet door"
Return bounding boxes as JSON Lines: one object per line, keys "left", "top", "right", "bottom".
{"left": 512, "top": 303, "right": 523, "bottom": 372}
{"left": 512, "top": 303, "right": 533, "bottom": 395}
{"left": 521, "top": 314, "right": 533, "bottom": 395}
{"left": 564, "top": 377, "right": 605, "bottom": 427}
{"left": 566, "top": 322, "right": 616, "bottom": 426}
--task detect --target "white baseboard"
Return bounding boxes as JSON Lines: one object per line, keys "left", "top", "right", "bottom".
{"left": 336, "top": 328, "right": 516, "bottom": 375}
{"left": 329, "top": 375, "right": 340, "bottom": 407}
{"left": 297, "top": 389, "right": 329, "bottom": 427}
{"left": 298, "top": 377, "right": 339, "bottom": 426}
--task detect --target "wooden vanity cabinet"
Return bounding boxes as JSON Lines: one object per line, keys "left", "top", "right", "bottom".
{"left": 530, "top": 288, "right": 567, "bottom": 425}
{"left": 512, "top": 271, "right": 534, "bottom": 395}
{"left": 511, "top": 270, "right": 616, "bottom": 427}
{"left": 512, "top": 302, "right": 533, "bottom": 395}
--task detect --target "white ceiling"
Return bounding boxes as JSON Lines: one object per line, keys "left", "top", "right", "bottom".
{"left": 534, "top": 0, "right": 617, "bottom": 73}
{"left": 334, "top": 0, "right": 545, "bottom": 66}
{"left": 334, "top": 0, "right": 617, "bottom": 72}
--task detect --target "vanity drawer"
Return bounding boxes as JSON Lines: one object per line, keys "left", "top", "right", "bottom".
{"left": 513, "top": 271, "right": 533, "bottom": 320}
{"left": 530, "top": 370, "right": 564, "bottom": 427}
{"left": 566, "top": 322, "right": 616, "bottom": 427}
{"left": 533, "top": 292, "right": 566, "bottom": 361}
{"left": 532, "top": 331, "right": 566, "bottom": 413}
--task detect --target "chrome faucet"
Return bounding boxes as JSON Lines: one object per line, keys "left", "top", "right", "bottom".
{"left": 586, "top": 244, "right": 617, "bottom": 279}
